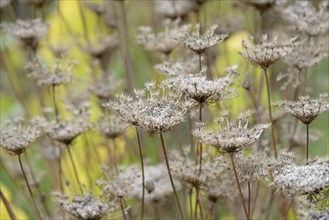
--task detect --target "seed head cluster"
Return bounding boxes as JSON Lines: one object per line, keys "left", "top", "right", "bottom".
{"left": 239, "top": 34, "right": 298, "bottom": 70}
{"left": 273, "top": 93, "right": 329, "bottom": 125}
{"left": 0, "top": 117, "right": 41, "bottom": 155}
{"left": 175, "top": 24, "right": 228, "bottom": 54}
{"left": 193, "top": 110, "right": 270, "bottom": 153}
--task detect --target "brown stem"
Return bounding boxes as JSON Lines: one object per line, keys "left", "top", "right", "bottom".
{"left": 247, "top": 182, "right": 251, "bottom": 217}
{"left": 111, "top": 138, "right": 118, "bottom": 173}
{"left": 251, "top": 181, "right": 260, "bottom": 218}
{"left": 159, "top": 131, "right": 185, "bottom": 220}
{"left": 230, "top": 153, "right": 249, "bottom": 220}
{"left": 52, "top": 85, "right": 59, "bottom": 122}
{"left": 153, "top": 202, "right": 162, "bottom": 220}
{"left": 18, "top": 155, "right": 42, "bottom": 220}
{"left": 67, "top": 145, "right": 83, "bottom": 194}
{"left": 24, "top": 154, "right": 51, "bottom": 216}
{"left": 120, "top": 198, "right": 127, "bottom": 220}
{"left": 0, "top": 189, "right": 17, "bottom": 220}
{"left": 263, "top": 68, "right": 278, "bottom": 158}
{"left": 118, "top": 0, "right": 135, "bottom": 93}
{"left": 306, "top": 123, "right": 309, "bottom": 165}
{"left": 265, "top": 189, "right": 275, "bottom": 220}
{"left": 135, "top": 127, "right": 145, "bottom": 220}
{"left": 198, "top": 53, "right": 202, "bottom": 71}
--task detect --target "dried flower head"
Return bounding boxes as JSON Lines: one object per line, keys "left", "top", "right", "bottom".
{"left": 154, "top": 0, "right": 196, "bottom": 19}
{"left": 170, "top": 148, "right": 223, "bottom": 188}
{"left": 272, "top": 93, "right": 329, "bottom": 125}
{"left": 154, "top": 58, "right": 200, "bottom": 77}
{"left": 272, "top": 163, "right": 329, "bottom": 197}
{"left": 164, "top": 65, "right": 237, "bottom": 103}
{"left": 233, "top": 152, "right": 273, "bottom": 183}
{"left": 97, "top": 114, "right": 129, "bottom": 139}
{"left": 0, "top": 117, "right": 41, "bottom": 155}
{"left": 26, "top": 58, "right": 75, "bottom": 86}
{"left": 137, "top": 20, "right": 190, "bottom": 55}
{"left": 89, "top": 73, "right": 122, "bottom": 102}
{"left": 82, "top": 33, "right": 119, "bottom": 63}
{"left": 1, "top": 18, "right": 48, "bottom": 50}
{"left": 175, "top": 24, "right": 228, "bottom": 54}
{"left": 283, "top": 39, "right": 328, "bottom": 70}
{"left": 43, "top": 116, "right": 89, "bottom": 146}
{"left": 280, "top": 1, "right": 329, "bottom": 36}
{"left": 97, "top": 165, "right": 139, "bottom": 199}
{"left": 105, "top": 82, "right": 193, "bottom": 133}
{"left": 193, "top": 110, "right": 270, "bottom": 153}
{"left": 127, "top": 164, "right": 181, "bottom": 203}
{"left": 54, "top": 192, "right": 118, "bottom": 220}
{"left": 239, "top": 34, "right": 298, "bottom": 70}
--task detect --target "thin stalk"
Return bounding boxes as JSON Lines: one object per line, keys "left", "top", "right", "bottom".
{"left": 52, "top": 85, "right": 59, "bottom": 122}
{"left": 230, "top": 153, "right": 249, "bottom": 220}
{"left": 208, "top": 200, "right": 217, "bottom": 220}
{"left": 198, "top": 103, "right": 203, "bottom": 176}
{"left": 159, "top": 131, "right": 185, "bottom": 220}
{"left": 306, "top": 123, "right": 309, "bottom": 165}
{"left": 189, "top": 189, "right": 193, "bottom": 219}
{"left": 111, "top": 138, "right": 118, "bottom": 173}
{"left": 263, "top": 68, "right": 278, "bottom": 158}
{"left": 135, "top": 127, "right": 145, "bottom": 220}
{"left": 198, "top": 53, "right": 202, "bottom": 71}
{"left": 0, "top": 189, "right": 17, "bottom": 220}
{"left": 118, "top": 0, "right": 135, "bottom": 93}
{"left": 265, "top": 189, "right": 275, "bottom": 220}
{"left": 18, "top": 155, "right": 42, "bottom": 220}
{"left": 153, "top": 202, "right": 162, "bottom": 220}
{"left": 247, "top": 182, "right": 251, "bottom": 217}
{"left": 24, "top": 154, "right": 51, "bottom": 216}
{"left": 66, "top": 145, "right": 83, "bottom": 194}
{"left": 57, "top": 148, "right": 63, "bottom": 192}
{"left": 251, "top": 181, "right": 260, "bottom": 218}
{"left": 119, "top": 198, "right": 127, "bottom": 220}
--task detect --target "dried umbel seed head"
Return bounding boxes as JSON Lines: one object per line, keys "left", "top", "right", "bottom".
{"left": 233, "top": 152, "right": 273, "bottom": 183}
{"left": 193, "top": 110, "right": 270, "bottom": 153}
{"left": 137, "top": 20, "right": 190, "bottom": 55}
{"left": 164, "top": 65, "right": 237, "bottom": 103}
{"left": 283, "top": 39, "right": 328, "bottom": 70}
{"left": 175, "top": 24, "right": 228, "bottom": 54}
{"left": 205, "top": 169, "right": 238, "bottom": 202}
{"left": 0, "top": 117, "right": 41, "bottom": 155}
{"left": 170, "top": 149, "right": 223, "bottom": 188}
{"left": 97, "top": 114, "right": 129, "bottom": 139}
{"left": 98, "top": 165, "right": 139, "bottom": 199}
{"left": 105, "top": 82, "right": 193, "bottom": 133}
{"left": 154, "top": 0, "right": 197, "bottom": 20}
{"left": 26, "top": 58, "right": 75, "bottom": 87}
{"left": 272, "top": 93, "right": 329, "bottom": 125}
{"left": 82, "top": 33, "right": 119, "bottom": 62}
{"left": 272, "top": 163, "right": 329, "bottom": 197}
{"left": 155, "top": 58, "right": 200, "bottom": 77}
{"left": 280, "top": 1, "right": 329, "bottom": 36}
{"left": 54, "top": 193, "right": 118, "bottom": 220}
{"left": 239, "top": 34, "right": 299, "bottom": 70}
{"left": 1, "top": 18, "right": 48, "bottom": 51}
{"left": 89, "top": 73, "right": 122, "bottom": 102}
{"left": 42, "top": 117, "right": 89, "bottom": 146}
{"left": 130, "top": 164, "right": 181, "bottom": 203}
